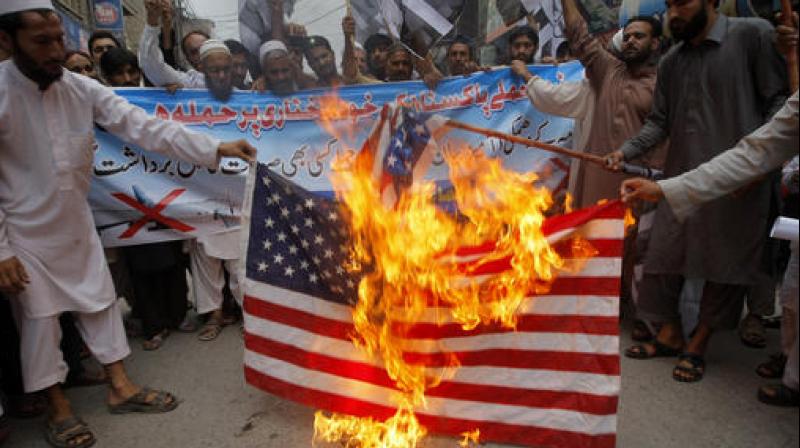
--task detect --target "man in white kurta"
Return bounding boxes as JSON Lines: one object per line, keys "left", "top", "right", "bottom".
{"left": 139, "top": 7, "right": 245, "bottom": 337}
{"left": 0, "top": 3, "right": 255, "bottom": 445}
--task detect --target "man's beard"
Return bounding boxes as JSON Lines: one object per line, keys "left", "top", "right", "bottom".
{"left": 14, "top": 44, "right": 63, "bottom": 89}
{"left": 270, "top": 80, "right": 295, "bottom": 96}
{"left": 621, "top": 47, "right": 651, "bottom": 64}
{"left": 207, "top": 80, "right": 232, "bottom": 102}
{"left": 669, "top": 4, "right": 708, "bottom": 42}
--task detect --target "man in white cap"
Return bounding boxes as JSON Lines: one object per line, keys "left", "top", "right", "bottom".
{"left": 254, "top": 39, "right": 298, "bottom": 95}
{"left": 0, "top": 3, "right": 256, "bottom": 447}
{"left": 196, "top": 39, "right": 234, "bottom": 101}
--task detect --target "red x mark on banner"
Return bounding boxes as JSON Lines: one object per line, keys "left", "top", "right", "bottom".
{"left": 112, "top": 188, "right": 196, "bottom": 239}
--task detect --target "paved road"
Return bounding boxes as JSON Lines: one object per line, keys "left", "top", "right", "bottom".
{"left": 5, "top": 318, "right": 798, "bottom": 447}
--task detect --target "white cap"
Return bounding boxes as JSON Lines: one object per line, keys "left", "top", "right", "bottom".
{"left": 0, "top": 0, "right": 54, "bottom": 15}
{"left": 611, "top": 29, "right": 623, "bottom": 53}
{"left": 259, "top": 40, "right": 288, "bottom": 64}
{"left": 199, "top": 39, "right": 231, "bottom": 60}
{"left": 354, "top": 42, "right": 365, "bottom": 52}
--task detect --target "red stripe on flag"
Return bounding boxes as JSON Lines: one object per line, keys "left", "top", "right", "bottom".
{"left": 245, "top": 295, "right": 619, "bottom": 341}
{"left": 244, "top": 335, "right": 619, "bottom": 415}
{"left": 245, "top": 366, "right": 617, "bottom": 448}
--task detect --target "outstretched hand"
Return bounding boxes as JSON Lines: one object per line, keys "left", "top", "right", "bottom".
{"left": 0, "top": 256, "right": 30, "bottom": 295}
{"left": 620, "top": 178, "right": 664, "bottom": 204}
{"left": 218, "top": 140, "right": 257, "bottom": 164}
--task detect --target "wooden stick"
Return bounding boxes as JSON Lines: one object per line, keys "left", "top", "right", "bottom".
{"left": 780, "top": 0, "right": 799, "bottom": 91}
{"left": 444, "top": 119, "right": 605, "bottom": 165}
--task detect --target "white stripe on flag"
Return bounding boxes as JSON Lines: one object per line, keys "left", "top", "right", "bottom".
{"left": 245, "top": 349, "right": 618, "bottom": 435}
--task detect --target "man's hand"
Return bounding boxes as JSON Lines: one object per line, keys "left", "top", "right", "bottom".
{"left": 218, "top": 140, "right": 257, "bottom": 163}
{"left": 286, "top": 23, "right": 307, "bottom": 37}
{"left": 160, "top": 0, "right": 173, "bottom": 22}
{"left": 342, "top": 15, "right": 356, "bottom": 38}
{"left": 164, "top": 83, "right": 184, "bottom": 94}
{"left": 604, "top": 150, "right": 625, "bottom": 172}
{"left": 144, "top": 0, "right": 161, "bottom": 27}
{"left": 0, "top": 256, "right": 30, "bottom": 295}
{"left": 775, "top": 12, "right": 799, "bottom": 56}
{"left": 510, "top": 60, "right": 533, "bottom": 82}
{"left": 620, "top": 178, "right": 664, "bottom": 204}
{"left": 422, "top": 66, "right": 444, "bottom": 90}
{"left": 251, "top": 76, "right": 266, "bottom": 92}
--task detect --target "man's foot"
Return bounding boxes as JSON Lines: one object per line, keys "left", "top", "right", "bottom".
{"left": 757, "top": 384, "right": 800, "bottom": 407}
{"left": 625, "top": 340, "right": 683, "bottom": 359}
{"left": 672, "top": 353, "right": 705, "bottom": 383}
{"left": 739, "top": 314, "right": 767, "bottom": 348}
{"left": 198, "top": 318, "right": 223, "bottom": 341}
{"left": 142, "top": 329, "right": 169, "bottom": 351}
{"left": 756, "top": 353, "right": 787, "bottom": 379}
{"left": 176, "top": 315, "right": 197, "bottom": 333}
{"left": 45, "top": 416, "right": 95, "bottom": 448}
{"left": 107, "top": 387, "right": 179, "bottom": 414}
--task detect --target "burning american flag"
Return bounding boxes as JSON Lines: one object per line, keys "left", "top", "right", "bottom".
{"left": 241, "top": 105, "right": 624, "bottom": 447}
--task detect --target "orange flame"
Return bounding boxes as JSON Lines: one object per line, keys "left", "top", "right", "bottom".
{"left": 312, "top": 95, "right": 595, "bottom": 447}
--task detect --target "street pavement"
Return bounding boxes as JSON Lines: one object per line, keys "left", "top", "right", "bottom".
{"left": 4, "top": 317, "right": 798, "bottom": 448}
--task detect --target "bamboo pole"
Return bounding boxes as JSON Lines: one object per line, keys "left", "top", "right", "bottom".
{"left": 444, "top": 119, "right": 605, "bottom": 165}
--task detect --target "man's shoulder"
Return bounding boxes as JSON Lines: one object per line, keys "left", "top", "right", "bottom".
{"left": 726, "top": 15, "right": 774, "bottom": 33}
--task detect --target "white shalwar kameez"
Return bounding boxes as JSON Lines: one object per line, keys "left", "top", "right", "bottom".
{"left": 137, "top": 25, "right": 243, "bottom": 312}
{"left": 0, "top": 60, "right": 221, "bottom": 392}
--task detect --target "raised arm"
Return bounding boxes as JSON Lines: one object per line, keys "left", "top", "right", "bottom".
{"left": 561, "top": 0, "right": 616, "bottom": 86}
{"left": 342, "top": 14, "right": 359, "bottom": 82}
{"left": 139, "top": 0, "right": 193, "bottom": 86}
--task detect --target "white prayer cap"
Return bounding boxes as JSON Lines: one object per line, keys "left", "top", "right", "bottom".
{"left": 259, "top": 40, "right": 288, "bottom": 64}
{"left": 199, "top": 39, "right": 231, "bottom": 60}
{"left": 354, "top": 42, "right": 365, "bottom": 52}
{"left": 611, "top": 29, "right": 623, "bottom": 53}
{"left": 0, "top": 0, "right": 55, "bottom": 15}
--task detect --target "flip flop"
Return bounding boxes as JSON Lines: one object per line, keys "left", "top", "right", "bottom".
{"left": 672, "top": 353, "right": 705, "bottom": 383}
{"left": 757, "top": 384, "right": 800, "bottom": 407}
{"left": 756, "top": 353, "right": 787, "bottom": 379}
{"left": 45, "top": 416, "right": 95, "bottom": 448}
{"left": 108, "top": 387, "right": 179, "bottom": 414}
{"left": 624, "top": 340, "right": 683, "bottom": 360}
{"left": 142, "top": 329, "right": 169, "bottom": 351}
{"left": 739, "top": 315, "right": 767, "bottom": 348}
{"left": 198, "top": 319, "right": 223, "bottom": 341}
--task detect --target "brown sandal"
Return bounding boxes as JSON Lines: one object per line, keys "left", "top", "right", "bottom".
{"left": 108, "top": 387, "right": 179, "bottom": 414}
{"left": 45, "top": 416, "right": 96, "bottom": 448}
{"left": 142, "top": 329, "right": 169, "bottom": 351}
{"left": 198, "top": 319, "right": 223, "bottom": 341}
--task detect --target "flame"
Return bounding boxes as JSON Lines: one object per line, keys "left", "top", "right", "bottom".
{"left": 312, "top": 96, "right": 595, "bottom": 447}
{"left": 564, "top": 193, "right": 574, "bottom": 214}
{"left": 458, "top": 429, "right": 481, "bottom": 447}
{"left": 623, "top": 207, "right": 637, "bottom": 235}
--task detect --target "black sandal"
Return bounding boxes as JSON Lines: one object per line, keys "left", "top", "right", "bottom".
{"left": 757, "top": 384, "right": 800, "bottom": 407}
{"left": 624, "top": 340, "right": 682, "bottom": 359}
{"left": 45, "top": 416, "right": 96, "bottom": 448}
{"left": 756, "top": 353, "right": 786, "bottom": 379}
{"left": 672, "top": 353, "right": 705, "bottom": 383}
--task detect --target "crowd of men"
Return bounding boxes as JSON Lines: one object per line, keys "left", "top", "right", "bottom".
{"left": 0, "top": 0, "right": 798, "bottom": 446}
